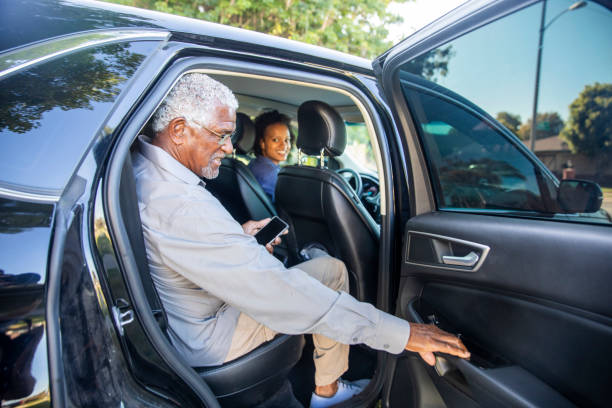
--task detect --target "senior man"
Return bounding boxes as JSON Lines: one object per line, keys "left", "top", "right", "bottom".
{"left": 132, "top": 73, "right": 469, "bottom": 407}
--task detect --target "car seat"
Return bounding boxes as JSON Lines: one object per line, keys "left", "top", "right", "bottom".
{"left": 275, "top": 101, "right": 380, "bottom": 303}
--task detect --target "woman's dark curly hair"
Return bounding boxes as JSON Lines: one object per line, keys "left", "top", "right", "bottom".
{"left": 253, "top": 110, "right": 295, "bottom": 156}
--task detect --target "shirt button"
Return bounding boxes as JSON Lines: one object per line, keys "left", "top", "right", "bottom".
{"left": 353, "top": 337, "right": 358, "bottom": 342}
{"left": 383, "top": 344, "right": 389, "bottom": 349}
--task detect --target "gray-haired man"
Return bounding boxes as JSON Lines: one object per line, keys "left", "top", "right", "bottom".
{"left": 132, "top": 73, "right": 469, "bottom": 407}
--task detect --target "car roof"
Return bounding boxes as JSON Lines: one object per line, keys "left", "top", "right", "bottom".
{"left": 0, "top": 0, "right": 373, "bottom": 75}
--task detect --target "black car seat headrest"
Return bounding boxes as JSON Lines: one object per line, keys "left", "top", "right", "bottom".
{"left": 297, "top": 100, "right": 346, "bottom": 157}
{"left": 233, "top": 112, "right": 256, "bottom": 155}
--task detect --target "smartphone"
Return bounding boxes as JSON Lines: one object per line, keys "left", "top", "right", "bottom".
{"left": 255, "top": 216, "right": 289, "bottom": 246}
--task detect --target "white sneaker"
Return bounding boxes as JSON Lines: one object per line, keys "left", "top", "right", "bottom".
{"left": 309, "top": 379, "right": 370, "bottom": 408}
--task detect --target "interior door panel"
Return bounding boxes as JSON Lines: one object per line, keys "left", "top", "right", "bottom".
{"left": 394, "top": 211, "right": 612, "bottom": 408}
{"left": 375, "top": 1, "right": 612, "bottom": 406}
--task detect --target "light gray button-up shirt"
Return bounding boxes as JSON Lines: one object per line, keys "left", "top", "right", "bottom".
{"left": 132, "top": 136, "right": 411, "bottom": 366}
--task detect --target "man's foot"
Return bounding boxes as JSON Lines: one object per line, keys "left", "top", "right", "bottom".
{"left": 309, "top": 379, "right": 369, "bottom": 408}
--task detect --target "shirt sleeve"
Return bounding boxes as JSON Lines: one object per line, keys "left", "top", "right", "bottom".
{"left": 141, "top": 188, "right": 411, "bottom": 354}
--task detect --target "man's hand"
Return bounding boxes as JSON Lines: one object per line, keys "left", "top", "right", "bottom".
{"left": 242, "top": 218, "right": 269, "bottom": 236}
{"left": 405, "top": 323, "right": 470, "bottom": 366}
{"left": 241, "top": 218, "right": 286, "bottom": 254}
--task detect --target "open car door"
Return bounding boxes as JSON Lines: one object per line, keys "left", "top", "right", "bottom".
{"left": 375, "top": 0, "right": 612, "bottom": 407}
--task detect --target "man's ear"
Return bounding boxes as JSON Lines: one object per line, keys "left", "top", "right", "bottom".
{"left": 167, "top": 117, "right": 187, "bottom": 146}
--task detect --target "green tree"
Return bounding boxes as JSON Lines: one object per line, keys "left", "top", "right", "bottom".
{"left": 496, "top": 111, "right": 521, "bottom": 135}
{"left": 517, "top": 112, "right": 564, "bottom": 141}
{"left": 105, "top": 0, "right": 409, "bottom": 58}
{"left": 560, "top": 82, "right": 612, "bottom": 179}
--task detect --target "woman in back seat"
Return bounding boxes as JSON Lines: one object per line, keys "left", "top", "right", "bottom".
{"left": 248, "top": 110, "right": 294, "bottom": 201}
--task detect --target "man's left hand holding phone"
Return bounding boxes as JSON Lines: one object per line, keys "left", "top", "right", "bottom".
{"left": 241, "top": 216, "right": 289, "bottom": 254}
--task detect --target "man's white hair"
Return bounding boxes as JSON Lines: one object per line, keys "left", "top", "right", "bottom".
{"left": 152, "top": 73, "right": 238, "bottom": 133}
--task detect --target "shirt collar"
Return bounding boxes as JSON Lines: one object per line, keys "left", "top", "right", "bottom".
{"left": 137, "top": 135, "right": 203, "bottom": 186}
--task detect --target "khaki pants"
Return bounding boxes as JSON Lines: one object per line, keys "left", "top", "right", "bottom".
{"left": 224, "top": 256, "right": 350, "bottom": 386}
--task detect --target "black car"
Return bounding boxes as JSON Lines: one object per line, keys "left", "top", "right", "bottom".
{"left": 1, "top": 0, "right": 611, "bottom": 407}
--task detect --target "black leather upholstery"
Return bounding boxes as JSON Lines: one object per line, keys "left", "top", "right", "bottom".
{"left": 297, "top": 100, "right": 346, "bottom": 156}
{"left": 233, "top": 112, "right": 255, "bottom": 155}
{"left": 119, "top": 152, "right": 303, "bottom": 407}
{"left": 206, "top": 158, "right": 277, "bottom": 224}
{"left": 205, "top": 113, "right": 277, "bottom": 224}
{"left": 276, "top": 101, "right": 380, "bottom": 303}
{"left": 197, "top": 334, "right": 305, "bottom": 407}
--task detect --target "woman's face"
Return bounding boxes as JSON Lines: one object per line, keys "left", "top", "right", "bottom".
{"left": 260, "top": 122, "right": 291, "bottom": 164}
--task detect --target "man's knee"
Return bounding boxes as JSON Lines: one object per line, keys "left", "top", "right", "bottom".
{"left": 297, "top": 256, "right": 349, "bottom": 292}
{"left": 324, "top": 257, "right": 349, "bottom": 292}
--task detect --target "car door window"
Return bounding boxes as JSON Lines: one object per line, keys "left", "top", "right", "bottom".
{"left": 399, "top": 0, "right": 612, "bottom": 224}
{"left": 404, "top": 88, "right": 550, "bottom": 213}
{"left": 0, "top": 40, "right": 158, "bottom": 195}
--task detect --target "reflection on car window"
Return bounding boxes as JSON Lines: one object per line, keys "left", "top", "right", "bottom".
{"left": 0, "top": 41, "right": 158, "bottom": 193}
{"left": 400, "top": 0, "right": 611, "bottom": 224}
{"left": 405, "top": 89, "right": 548, "bottom": 212}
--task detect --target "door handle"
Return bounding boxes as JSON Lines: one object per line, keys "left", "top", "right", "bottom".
{"left": 442, "top": 251, "right": 479, "bottom": 267}
{"left": 406, "top": 231, "right": 490, "bottom": 271}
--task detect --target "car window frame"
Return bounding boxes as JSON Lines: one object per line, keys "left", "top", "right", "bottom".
{"left": 102, "top": 50, "right": 399, "bottom": 406}
{"left": 401, "top": 80, "right": 561, "bottom": 216}
{"left": 378, "top": 0, "right": 611, "bottom": 225}
{"left": 110, "top": 53, "right": 392, "bottom": 215}
{"left": 377, "top": 0, "right": 542, "bottom": 217}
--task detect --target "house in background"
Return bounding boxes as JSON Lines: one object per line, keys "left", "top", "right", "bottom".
{"left": 525, "top": 136, "right": 612, "bottom": 186}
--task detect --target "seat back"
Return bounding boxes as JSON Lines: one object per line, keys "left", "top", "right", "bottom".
{"left": 276, "top": 101, "right": 380, "bottom": 303}
{"left": 205, "top": 113, "right": 277, "bottom": 224}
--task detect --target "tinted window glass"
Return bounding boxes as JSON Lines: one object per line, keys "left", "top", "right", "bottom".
{"left": 0, "top": 41, "right": 158, "bottom": 194}
{"left": 405, "top": 88, "right": 548, "bottom": 212}
{"left": 400, "top": 0, "right": 612, "bottom": 224}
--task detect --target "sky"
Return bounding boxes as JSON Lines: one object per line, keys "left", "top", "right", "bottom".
{"left": 386, "top": 0, "right": 612, "bottom": 124}
{"left": 387, "top": 0, "right": 467, "bottom": 42}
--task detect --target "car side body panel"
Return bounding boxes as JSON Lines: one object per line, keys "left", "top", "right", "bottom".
{"left": 0, "top": 198, "right": 53, "bottom": 407}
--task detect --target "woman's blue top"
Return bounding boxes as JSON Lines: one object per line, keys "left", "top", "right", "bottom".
{"left": 248, "top": 155, "right": 280, "bottom": 201}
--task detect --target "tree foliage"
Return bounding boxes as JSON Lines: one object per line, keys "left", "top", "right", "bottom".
{"left": 403, "top": 45, "right": 454, "bottom": 81}
{"left": 496, "top": 111, "right": 521, "bottom": 135}
{"left": 0, "top": 43, "right": 146, "bottom": 133}
{"left": 560, "top": 82, "right": 612, "bottom": 159}
{"left": 517, "top": 112, "right": 564, "bottom": 141}
{"left": 105, "top": 0, "right": 409, "bottom": 58}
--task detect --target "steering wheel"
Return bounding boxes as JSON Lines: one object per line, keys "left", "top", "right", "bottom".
{"left": 336, "top": 168, "right": 363, "bottom": 197}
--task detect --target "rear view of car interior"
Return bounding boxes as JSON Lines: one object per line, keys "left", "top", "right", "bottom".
{"left": 111, "top": 68, "right": 387, "bottom": 406}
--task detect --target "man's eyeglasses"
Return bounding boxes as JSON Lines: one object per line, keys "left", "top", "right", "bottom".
{"left": 192, "top": 120, "right": 235, "bottom": 146}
